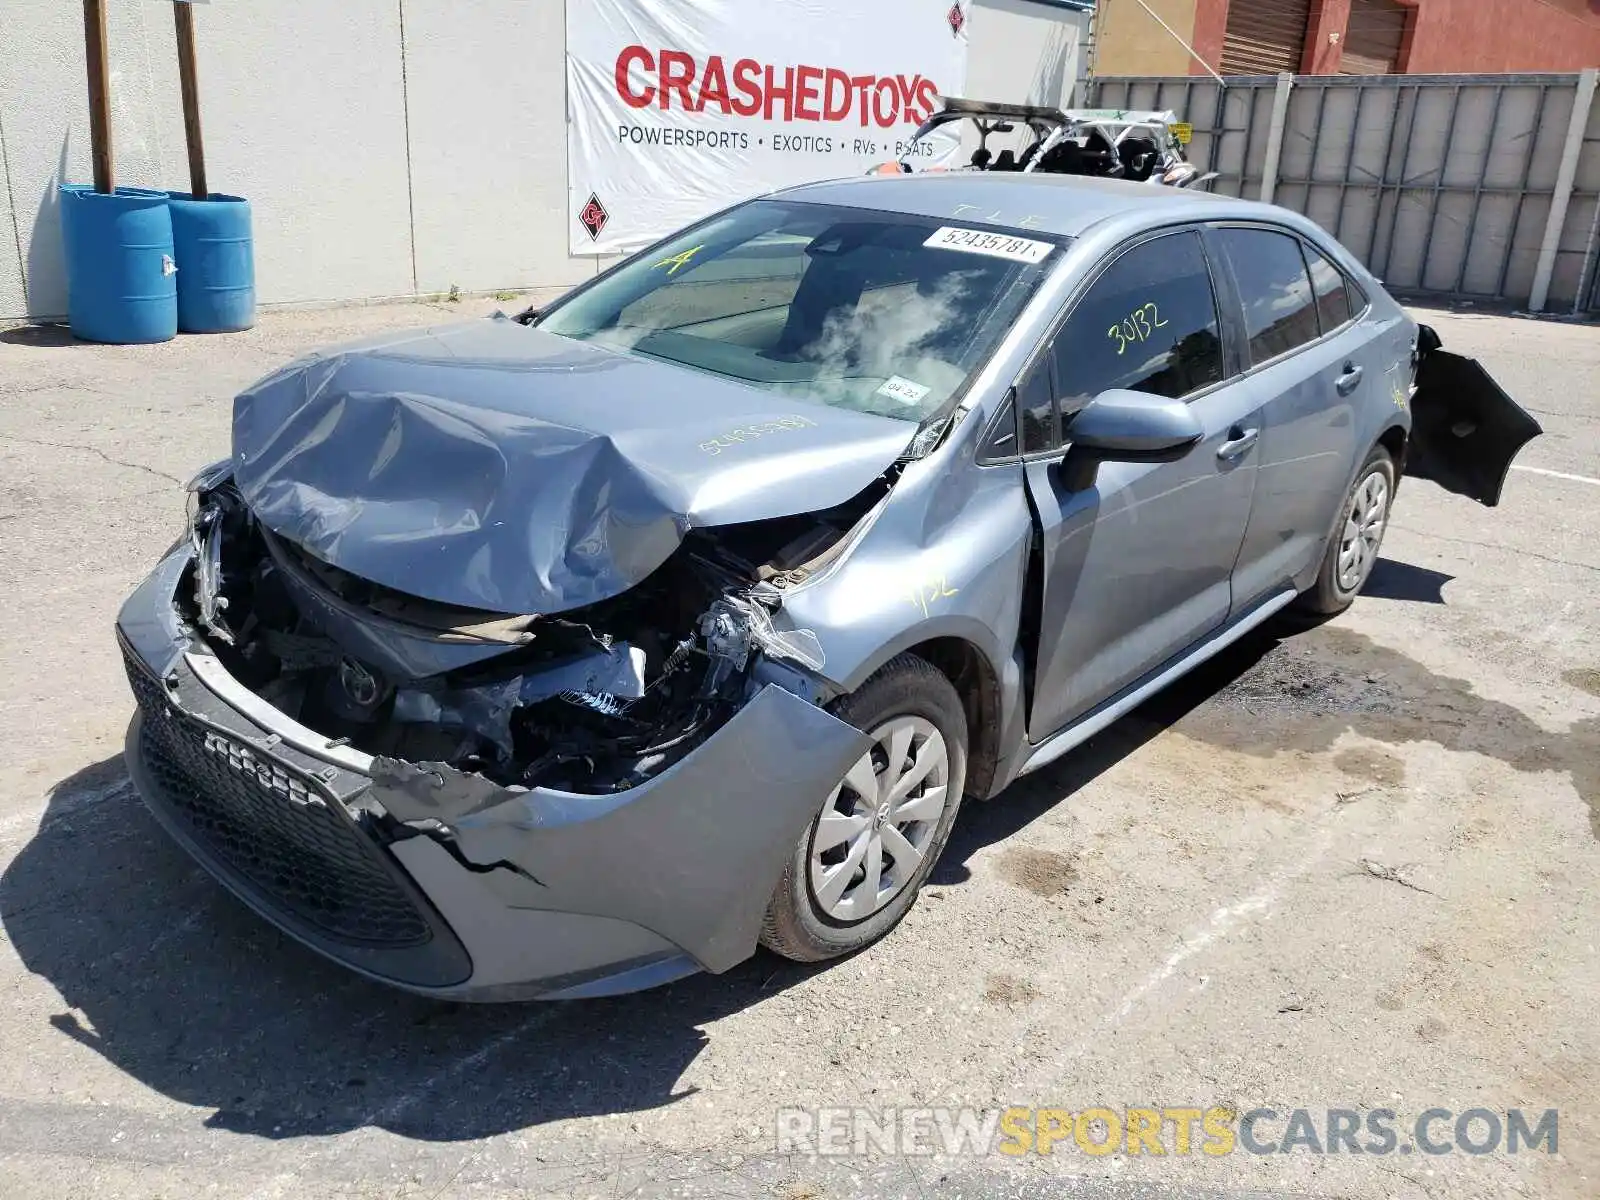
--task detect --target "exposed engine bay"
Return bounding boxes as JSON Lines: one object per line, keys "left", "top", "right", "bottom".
{"left": 183, "top": 474, "right": 886, "bottom": 794}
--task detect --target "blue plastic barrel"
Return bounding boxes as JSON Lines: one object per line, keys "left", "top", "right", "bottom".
{"left": 59, "top": 184, "right": 177, "bottom": 344}
{"left": 166, "top": 192, "right": 256, "bottom": 333}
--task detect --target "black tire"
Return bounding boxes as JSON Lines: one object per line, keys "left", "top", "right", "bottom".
{"left": 759, "top": 653, "right": 967, "bottom": 963}
{"left": 1296, "top": 444, "right": 1397, "bottom": 615}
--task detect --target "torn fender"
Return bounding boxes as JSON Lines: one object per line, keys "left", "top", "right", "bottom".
{"left": 232, "top": 317, "right": 915, "bottom": 614}
{"left": 371, "top": 685, "right": 869, "bottom": 973}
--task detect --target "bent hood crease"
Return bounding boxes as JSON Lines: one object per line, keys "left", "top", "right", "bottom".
{"left": 231, "top": 317, "right": 916, "bottom": 613}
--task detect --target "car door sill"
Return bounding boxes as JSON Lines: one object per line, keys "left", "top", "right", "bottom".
{"left": 1018, "top": 586, "right": 1299, "bottom": 778}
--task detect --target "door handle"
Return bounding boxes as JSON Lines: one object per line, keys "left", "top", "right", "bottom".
{"left": 1216, "top": 426, "right": 1259, "bottom": 461}
{"left": 1335, "top": 363, "right": 1364, "bottom": 396}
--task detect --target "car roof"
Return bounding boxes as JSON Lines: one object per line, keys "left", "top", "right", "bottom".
{"left": 776, "top": 172, "right": 1280, "bottom": 241}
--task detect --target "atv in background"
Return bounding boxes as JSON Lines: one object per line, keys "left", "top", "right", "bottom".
{"left": 871, "top": 96, "right": 1218, "bottom": 189}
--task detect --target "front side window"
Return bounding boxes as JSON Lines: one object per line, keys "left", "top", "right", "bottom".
{"left": 1049, "top": 230, "right": 1225, "bottom": 414}
{"left": 536, "top": 200, "right": 1058, "bottom": 422}
{"left": 1216, "top": 227, "right": 1322, "bottom": 364}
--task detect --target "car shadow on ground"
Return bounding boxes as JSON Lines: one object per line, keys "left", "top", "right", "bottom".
{"left": 937, "top": 552, "right": 1453, "bottom": 876}
{"left": 2, "top": 748, "right": 837, "bottom": 1142}
{"left": 0, "top": 621, "right": 1303, "bottom": 1144}
{"left": 1361, "top": 556, "right": 1454, "bottom": 604}
{"left": 934, "top": 622, "right": 1289, "bottom": 883}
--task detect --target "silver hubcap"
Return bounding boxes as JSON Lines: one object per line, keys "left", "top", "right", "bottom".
{"left": 809, "top": 715, "right": 950, "bottom": 922}
{"left": 1337, "top": 469, "right": 1390, "bottom": 592}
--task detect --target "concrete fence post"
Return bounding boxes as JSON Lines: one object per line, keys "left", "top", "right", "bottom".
{"left": 1259, "top": 72, "right": 1294, "bottom": 205}
{"left": 1530, "top": 66, "right": 1598, "bottom": 313}
{"left": 1573, "top": 174, "right": 1600, "bottom": 315}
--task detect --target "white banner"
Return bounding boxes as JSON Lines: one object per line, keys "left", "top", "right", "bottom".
{"left": 565, "top": 0, "right": 969, "bottom": 254}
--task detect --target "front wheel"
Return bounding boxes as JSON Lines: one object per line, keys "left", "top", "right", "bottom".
{"left": 1297, "top": 445, "right": 1396, "bottom": 615}
{"left": 759, "top": 654, "right": 967, "bottom": 963}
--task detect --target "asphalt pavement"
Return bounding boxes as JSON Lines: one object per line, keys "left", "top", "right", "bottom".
{"left": 0, "top": 298, "right": 1595, "bottom": 1200}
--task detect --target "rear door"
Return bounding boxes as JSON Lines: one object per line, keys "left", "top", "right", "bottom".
{"left": 1408, "top": 329, "right": 1543, "bottom": 506}
{"left": 1212, "top": 225, "right": 1396, "bottom": 613}
{"left": 1022, "top": 228, "right": 1262, "bottom": 739}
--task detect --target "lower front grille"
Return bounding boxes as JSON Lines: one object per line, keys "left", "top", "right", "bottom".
{"left": 123, "top": 651, "right": 432, "bottom": 948}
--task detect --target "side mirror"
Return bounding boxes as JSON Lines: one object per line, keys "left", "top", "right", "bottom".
{"left": 1067, "top": 389, "right": 1203, "bottom": 463}
{"left": 1056, "top": 389, "right": 1203, "bottom": 491}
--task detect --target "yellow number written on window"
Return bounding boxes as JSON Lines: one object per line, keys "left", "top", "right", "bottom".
{"left": 1106, "top": 301, "right": 1170, "bottom": 356}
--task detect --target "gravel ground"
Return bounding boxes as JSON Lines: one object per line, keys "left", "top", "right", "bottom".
{"left": 0, "top": 298, "right": 1596, "bottom": 1200}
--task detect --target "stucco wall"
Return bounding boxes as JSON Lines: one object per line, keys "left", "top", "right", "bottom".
{"left": 1401, "top": 0, "right": 1600, "bottom": 73}
{"left": 0, "top": 0, "right": 1088, "bottom": 322}
{"left": 399, "top": 0, "right": 595, "bottom": 296}
{"left": 185, "top": 2, "right": 417, "bottom": 305}
{"left": 0, "top": 0, "right": 430, "bottom": 318}
{"left": 0, "top": 0, "right": 618, "bottom": 321}
{"left": 0, "top": 124, "right": 24, "bottom": 320}
{"left": 965, "top": 0, "right": 1089, "bottom": 107}
{"left": 1, "top": 0, "right": 184, "bottom": 320}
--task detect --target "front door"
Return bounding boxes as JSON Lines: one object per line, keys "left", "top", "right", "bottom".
{"left": 1023, "top": 229, "right": 1261, "bottom": 741}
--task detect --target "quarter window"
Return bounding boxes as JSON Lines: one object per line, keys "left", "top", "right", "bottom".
{"left": 1017, "top": 359, "right": 1057, "bottom": 454}
{"left": 1304, "top": 242, "right": 1354, "bottom": 332}
{"left": 984, "top": 392, "right": 1020, "bottom": 459}
{"left": 1216, "top": 227, "right": 1322, "bottom": 364}
{"left": 1050, "top": 230, "right": 1224, "bottom": 413}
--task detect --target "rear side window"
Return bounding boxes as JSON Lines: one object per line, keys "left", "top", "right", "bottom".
{"left": 1050, "top": 230, "right": 1224, "bottom": 411}
{"left": 1304, "top": 243, "right": 1354, "bottom": 332}
{"left": 1216, "top": 227, "right": 1321, "bottom": 364}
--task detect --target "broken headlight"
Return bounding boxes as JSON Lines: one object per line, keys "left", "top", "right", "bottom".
{"left": 184, "top": 458, "right": 235, "bottom": 537}
{"left": 183, "top": 459, "right": 239, "bottom": 644}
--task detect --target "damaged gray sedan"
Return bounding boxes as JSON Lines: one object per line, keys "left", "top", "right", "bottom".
{"left": 117, "top": 174, "right": 1539, "bottom": 1000}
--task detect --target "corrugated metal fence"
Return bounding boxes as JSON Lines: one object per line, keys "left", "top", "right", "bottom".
{"left": 1090, "top": 71, "right": 1600, "bottom": 314}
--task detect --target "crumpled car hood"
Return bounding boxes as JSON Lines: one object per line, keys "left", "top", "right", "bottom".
{"left": 231, "top": 316, "right": 916, "bottom": 613}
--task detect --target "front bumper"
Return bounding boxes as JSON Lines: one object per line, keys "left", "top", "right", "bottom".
{"left": 116, "top": 545, "right": 869, "bottom": 1001}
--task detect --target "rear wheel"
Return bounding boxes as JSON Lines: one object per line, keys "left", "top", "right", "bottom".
{"left": 1297, "top": 445, "right": 1396, "bottom": 615}
{"left": 760, "top": 654, "right": 967, "bottom": 962}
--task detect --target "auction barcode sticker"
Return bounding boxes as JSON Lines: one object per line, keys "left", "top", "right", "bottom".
{"left": 923, "top": 226, "right": 1054, "bottom": 264}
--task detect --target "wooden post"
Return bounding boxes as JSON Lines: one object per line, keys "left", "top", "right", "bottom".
{"left": 173, "top": 1, "right": 208, "bottom": 199}
{"left": 83, "top": 0, "right": 114, "bottom": 193}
